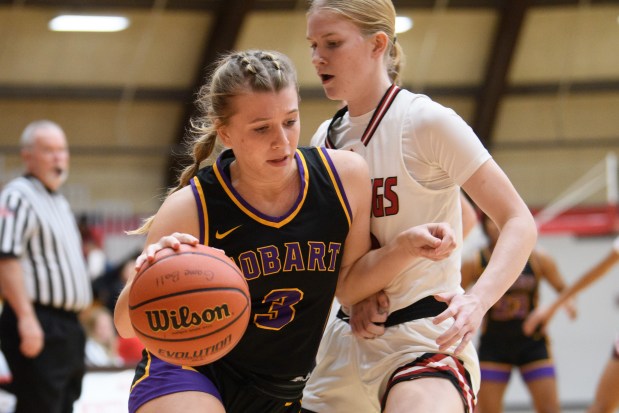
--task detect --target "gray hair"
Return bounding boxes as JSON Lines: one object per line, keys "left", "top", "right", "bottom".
{"left": 20, "top": 120, "right": 63, "bottom": 148}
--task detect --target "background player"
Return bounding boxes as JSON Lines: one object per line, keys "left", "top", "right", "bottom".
{"left": 524, "top": 236, "right": 619, "bottom": 413}
{"left": 461, "top": 213, "right": 575, "bottom": 413}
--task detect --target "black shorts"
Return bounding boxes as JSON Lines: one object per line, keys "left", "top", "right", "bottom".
{"left": 478, "top": 331, "right": 555, "bottom": 383}
{"left": 478, "top": 332, "right": 550, "bottom": 367}
{"left": 199, "top": 361, "right": 304, "bottom": 413}
{"left": 0, "top": 304, "right": 86, "bottom": 413}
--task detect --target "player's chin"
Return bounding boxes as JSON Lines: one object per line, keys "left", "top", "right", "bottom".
{"left": 323, "top": 90, "right": 342, "bottom": 102}
{"left": 321, "top": 84, "right": 342, "bottom": 101}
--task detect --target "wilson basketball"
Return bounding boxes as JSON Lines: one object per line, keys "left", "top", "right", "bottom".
{"left": 128, "top": 243, "right": 250, "bottom": 366}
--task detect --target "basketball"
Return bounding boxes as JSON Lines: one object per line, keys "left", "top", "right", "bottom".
{"left": 128, "top": 243, "right": 250, "bottom": 366}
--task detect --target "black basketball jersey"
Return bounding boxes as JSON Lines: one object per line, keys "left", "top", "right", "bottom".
{"left": 190, "top": 147, "right": 352, "bottom": 379}
{"left": 481, "top": 251, "right": 539, "bottom": 337}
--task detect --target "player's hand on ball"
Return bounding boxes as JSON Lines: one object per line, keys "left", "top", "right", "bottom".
{"left": 128, "top": 244, "right": 250, "bottom": 366}
{"left": 136, "top": 232, "right": 199, "bottom": 271}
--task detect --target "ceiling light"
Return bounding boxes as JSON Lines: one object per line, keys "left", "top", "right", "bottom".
{"left": 49, "top": 15, "right": 130, "bottom": 32}
{"left": 395, "top": 16, "right": 413, "bottom": 34}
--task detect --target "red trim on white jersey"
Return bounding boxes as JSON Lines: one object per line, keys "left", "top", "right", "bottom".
{"left": 325, "top": 84, "right": 401, "bottom": 149}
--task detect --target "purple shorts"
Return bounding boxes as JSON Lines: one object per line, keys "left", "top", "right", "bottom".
{"left": 129, "top": 352, "right": 222, "bottom": 413}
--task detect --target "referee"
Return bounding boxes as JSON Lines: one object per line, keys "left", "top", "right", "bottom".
{"left": 0, "top": 120, "right": 92, "bottom": 413}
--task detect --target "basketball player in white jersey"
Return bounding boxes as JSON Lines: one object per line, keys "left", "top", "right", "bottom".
{"left": 301, "top": 1, "right": 538, "bottom": 412}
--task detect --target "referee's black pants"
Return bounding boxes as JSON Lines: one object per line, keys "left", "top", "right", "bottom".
{"left": 0, "top": 303, "right": 86, "bottom": 413}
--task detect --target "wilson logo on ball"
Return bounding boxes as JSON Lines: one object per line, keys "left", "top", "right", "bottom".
{"left": 128, "top": 244, "right": 251, "bottom": 366}
{"left": 145, "top": 303, "right": 231, "bottom": 332}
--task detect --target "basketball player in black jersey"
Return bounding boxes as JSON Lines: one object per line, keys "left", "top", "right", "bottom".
{"left": 461, "top": 214, "right": 575, "bottom": 413}
{"left": 113, "top": 49, "right": 457, "bottom": 413}
{"left": 524, "top": 237, "right": 619, "bottom": 413}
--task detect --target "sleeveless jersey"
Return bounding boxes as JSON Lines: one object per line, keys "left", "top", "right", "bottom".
{"left": 190, "top": 147, "right": 352, "bottom": 379}
{"left": 480, "top": 251, "right": 539, "bottom": 337}
{"left": 313, "top": 87, "right": 490, "bottom": 312}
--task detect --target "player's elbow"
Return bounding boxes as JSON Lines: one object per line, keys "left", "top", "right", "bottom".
{"left": 114, "top": 311, "right": 136, "bottom": 339}
{"left": 113, "top": 309, "right": 134, "bottom": 339}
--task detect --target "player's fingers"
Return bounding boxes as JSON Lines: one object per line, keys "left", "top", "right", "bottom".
{"left": 373, "top": 314, "right": 388, "bottom": 325}
{"left": 376, "top": 291, "right": 390, "bottom": 312}
{"left": 437, "top": 336, "right": 458, "bottom": 352}
{"left": 364, "top": 322, "right": 385, "bottom": 337}
{"left": 423, "top": 246, "right": 453, "bottom": 261}
{"left": 170, "top": 232, "right": 199, "bottom": 245}
{"left": 351, "top": 321, "right": 373, "bottom": 339}
{"left": 351, "top": 314, "right": 384, "bottom": 338}
{"left": 433, "top": 234, "right": 457, "bottom": 258}
{"left": 141, "top": 245, "right": 160, "bottom": 263}
{"left": 433, "top": 310, "right": 451, "bottom": 325}
{"left": 436, "top": 313, "right": 469, "bottom": 350}
{"left": 432, "top": 223, "right": 453, "bottom": 241}
{"left": 134, "top": 254, "right": 148, "bottom": 270}
{"left": 452, "top": 331, "right": 473, "bottom": 356}
{"left": 432, "top": 295, "right": 456, "bottom": 325}
{"left": 436, "top": 327, "right": 462, "bottom": 351}
{"left": 143, "top": 233, "right": 191, "bottom": 261}
{"left": 161, "top": 234, "right": 182, "bottom": 249}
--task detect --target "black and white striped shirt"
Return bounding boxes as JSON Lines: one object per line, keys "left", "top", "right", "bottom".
{"left": 0, "top": 176, "right": 92, "bottom": 312}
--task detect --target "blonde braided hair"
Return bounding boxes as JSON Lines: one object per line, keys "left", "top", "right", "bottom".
{"left": 130, "top": 50, "right": 299, "bottom": 234}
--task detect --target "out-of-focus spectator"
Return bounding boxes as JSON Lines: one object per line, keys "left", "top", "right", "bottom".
{"left": 91, "top": 250, "right": 144, "bottom": 366}
{"left": 78, "top": 214, "right": 108, "bottom": 281}
{"left": 80, "top": 305, "right": 123, "bottom": 368}
{"left": 92, "top": 250, "right": 139, "bottom": 314}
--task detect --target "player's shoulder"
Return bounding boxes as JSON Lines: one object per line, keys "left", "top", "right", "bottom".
{"left": 297, "top": 147, "right": 368, "bottom": 191}
{"left": 323, "top": 147, "right": 366, "bottom": 171}
{"left": 326, "top": 149, "right": 369, "bottom": 190}
{"left": 159, "top": 185, "right": 195, "bottom": 214}
{"left": 151, "top": 186, "right": 198, "bottom": 238}
{"left": 399, "top": 89, "right": 464, "bottom": 126}
{"left": 309, "top": 119, "right": 331, "bottom": 147}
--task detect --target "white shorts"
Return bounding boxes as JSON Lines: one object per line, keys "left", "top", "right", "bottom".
{"left": 302, "top": 317, "right": 481, "bottom": 413}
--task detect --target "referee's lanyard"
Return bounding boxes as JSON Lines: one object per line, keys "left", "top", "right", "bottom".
{"left": 324, "top": 83, "right": 402, "bottom": 155}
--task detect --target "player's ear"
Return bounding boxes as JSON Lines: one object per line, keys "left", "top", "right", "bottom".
{"left": 216, "top": 121, "right": 232, "bottom": 148}
{"left": 371, "top": 32, "right": 389, "bottom": 58}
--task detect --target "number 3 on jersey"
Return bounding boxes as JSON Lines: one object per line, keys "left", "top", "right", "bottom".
{"left": 254, "top": 288, "right": 304, "bottom": 330}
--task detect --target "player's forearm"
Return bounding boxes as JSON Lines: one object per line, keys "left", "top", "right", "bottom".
{"left": 468, "top": 215, "right": 537, "bottom": 312}
{"left": 114, "top": 283, "right": 136, "bottom": 338}
{"left": 549, "top": 251, "right": 619, "bottom": 316}
{"left": 336, "top": 233, "right": 417, "bottom": 306}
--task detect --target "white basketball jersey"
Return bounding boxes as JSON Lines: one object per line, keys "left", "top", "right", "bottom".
{"left": 312, "top": 87, "right": 491, "bottom": 312}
